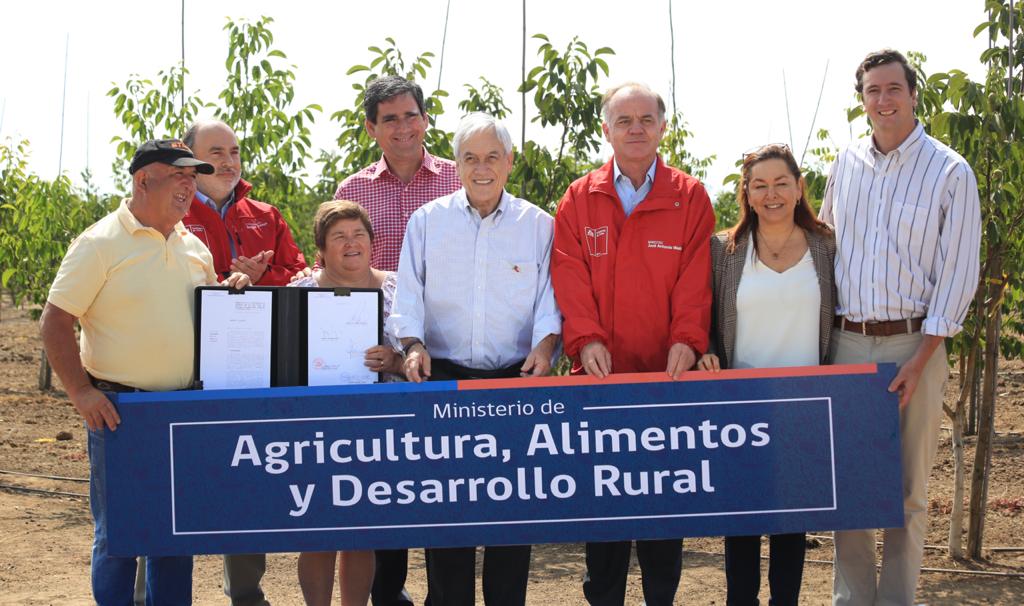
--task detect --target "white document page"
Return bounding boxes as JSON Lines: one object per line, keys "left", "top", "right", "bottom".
{"left": 198, "top": 289, "right": 274, "bottom": 389}
{"left": 306, "top": 290, "right": 380, "bottom": 385}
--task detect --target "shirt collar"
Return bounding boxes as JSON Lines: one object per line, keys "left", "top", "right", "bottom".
{"left": 196, "top": 188, "right": 236, "bottom": 216}
{"left": 420, "top": 149, "right": 444, "bottom": 175}
{"left": 612, "top": 157, "right": 657, "bottom": 188}
{"left": 868, "top": 121, "right": 925, "bottom": 165}
{"left": 117, "top": 198, "right": 147, "bottom": 234}
{"left": 371, "top": 147, "right": 439, "bottom": 180}
{"left": 117, "top": 198, "right": 188, "bottom": 239}
{"left": 458, "top": 189, "right": 510, "bottom": 225}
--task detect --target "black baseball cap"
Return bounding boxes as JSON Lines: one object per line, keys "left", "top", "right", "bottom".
{"left": 128, "top": 139, "right": 214, "bottom": 175}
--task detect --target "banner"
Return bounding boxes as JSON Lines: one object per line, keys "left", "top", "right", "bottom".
{"left": 104, "top": 364, "right": 902, "bottom": 556}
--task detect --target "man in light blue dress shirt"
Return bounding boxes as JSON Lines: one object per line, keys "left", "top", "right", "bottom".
{"left": 388, "top": 112, "right": 561, "bottom": 606}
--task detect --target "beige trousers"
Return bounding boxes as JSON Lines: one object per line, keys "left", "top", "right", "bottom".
{"left": 831, "top": 330, "right": 949, "bottom": 606}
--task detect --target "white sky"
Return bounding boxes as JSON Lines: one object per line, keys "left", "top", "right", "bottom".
{"left": 1, "top": 0, "right": 989, "bottom": 196}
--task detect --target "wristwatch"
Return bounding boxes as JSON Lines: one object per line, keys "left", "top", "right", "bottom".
{"left": 402, "top": 338, "right": 424, "bottom": 356}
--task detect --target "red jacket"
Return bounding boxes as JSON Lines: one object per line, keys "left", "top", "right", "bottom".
{"left": 552, "top": 157, "right": 714, "bottom": 374}
{"left": 182, "top": 179, "right": 307, "bottom": 286}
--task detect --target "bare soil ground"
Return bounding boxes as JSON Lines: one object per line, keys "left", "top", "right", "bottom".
{"left": 0, "top": 299, "right": 1022, "bottom": 605}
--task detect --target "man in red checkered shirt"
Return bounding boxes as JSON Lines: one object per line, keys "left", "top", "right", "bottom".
{"left": 334, "top": 76, "right": 460, "bottom": 272}
{"left": 332, "top": 75, "right": 459, "bottom": 606}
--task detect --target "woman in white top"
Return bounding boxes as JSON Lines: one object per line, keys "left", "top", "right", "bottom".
{"left": 698, "top": 143, "right": 836, "bottom": 606}
{"left": 290, "top": 200, "right": 403, "bottom": 606}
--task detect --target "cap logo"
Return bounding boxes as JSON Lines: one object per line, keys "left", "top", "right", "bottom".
{"left": 169, "top": 140, "right": 190, "bottom": 151}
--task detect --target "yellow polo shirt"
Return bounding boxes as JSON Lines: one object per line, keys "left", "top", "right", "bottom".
{"left": 47, "top": 199, "right": 217, "bottom": 391}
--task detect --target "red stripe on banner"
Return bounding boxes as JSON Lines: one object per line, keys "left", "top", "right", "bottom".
{"left": 456, "top": 363, "right": 879, "bottom": 391}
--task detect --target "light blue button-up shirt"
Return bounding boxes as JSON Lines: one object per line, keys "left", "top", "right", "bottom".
{"left": 196, "top": 189, "right": 237, "bottom": 219}
{"left": 613, "top": 158, "right": 657, "bottom": 216}
{"left": 388, "top": 189, "right": 561, "bottom": 370}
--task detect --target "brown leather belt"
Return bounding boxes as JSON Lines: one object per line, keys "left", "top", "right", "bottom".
{"left": 835, "top": 316, "right": 923, "bottom": 337}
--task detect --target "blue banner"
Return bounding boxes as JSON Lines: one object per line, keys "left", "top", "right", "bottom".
{"left": 104, "top": 364, "right": 902, "bottom": 556}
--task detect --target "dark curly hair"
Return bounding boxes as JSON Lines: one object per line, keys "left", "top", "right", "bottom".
{"left": 855, "top": 48, "right": 917, "bottom": 94}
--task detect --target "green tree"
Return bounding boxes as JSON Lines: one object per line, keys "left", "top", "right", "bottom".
{"left": 0, "top": 140, "right": 112, "bottom": 316}
{"left": 459, "top": 77, "right": 512, "bottom": 119}
{"left": 109, "top": 17, "right": 324, "bottom": 259}
{"left": 517, "top": 34, "right": 612, "bottom": 211}
{"left": 660, "top": 112, "right": 714, "bottom": 182}
{"left": 107, "top": 64, "right": 208, "bottom": 190}
{"left": 217, "top": 18, "right": 321, "bottom": 193}
{"left": 712, "top": 189, "right": 739, "bottom": 232}
{"left": 932, "top": 2, "right": 1023, "bottom": 559}
{"left": 802, "top": 128, "right": 840, "bottom": 206}
{"left": 215, "top": 16, "right": 323, "bottom": 257}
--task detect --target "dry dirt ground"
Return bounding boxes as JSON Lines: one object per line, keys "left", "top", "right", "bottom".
{"left": 0, "top": 299, "right": 1022, "bottom": 605}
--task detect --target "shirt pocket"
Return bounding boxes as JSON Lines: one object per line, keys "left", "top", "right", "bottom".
{"left": 891, "top": 202, "right": 933, "bottom": 256}
{"left": 496, "top": 259, "right": 539, "bottom": 319}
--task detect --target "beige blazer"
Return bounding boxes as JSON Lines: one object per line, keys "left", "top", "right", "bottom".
{"left": 708, "top": 228, "right": 837, "bottom": 369}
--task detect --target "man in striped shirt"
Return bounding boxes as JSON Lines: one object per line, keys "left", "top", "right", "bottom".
{"left": 820, "top": 49, "right": 981, "bottom": 606}
{"left": 333, "top": 75, "right": 459, "bottom": 606}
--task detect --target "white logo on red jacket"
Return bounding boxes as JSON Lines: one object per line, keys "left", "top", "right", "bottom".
{"left": 585, "top": 226, "right": 609, "bottom": 257}
{"left": 244, "top": 220, "right": 269, "bottom": 230}
{"left": 184, "top": 224, "right": 210, "bottom": 247}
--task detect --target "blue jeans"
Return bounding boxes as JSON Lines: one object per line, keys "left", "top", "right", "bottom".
{"left": 88, "top": 428, "right": 192, "bottom": 605}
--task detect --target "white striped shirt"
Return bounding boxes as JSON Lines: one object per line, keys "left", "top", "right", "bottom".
{"left": 819, "top": 122, "right": 981, "bottom": 337}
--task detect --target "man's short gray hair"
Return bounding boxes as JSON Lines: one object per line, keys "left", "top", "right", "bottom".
{"left": 453, "top": 112, "right": 513, "bottom": 158}
{"left": 600, "top": 82, "right": 667, "bottom": 124}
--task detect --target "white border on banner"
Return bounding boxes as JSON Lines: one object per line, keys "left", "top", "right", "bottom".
{"left": 167, "top": 399, "right": 836, "bottom": 536}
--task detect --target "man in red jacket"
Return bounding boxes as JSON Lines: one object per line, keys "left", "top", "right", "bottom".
{"left": 181, "top": 120, "right": 307, "bottom": 606}
{"left": 551, "top": 82, "right": 714, "bottom": 606}
{"left": 181, "top": 120, "right": 307, "bottom": 286}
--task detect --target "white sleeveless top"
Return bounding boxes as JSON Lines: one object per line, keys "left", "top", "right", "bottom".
{"left": 733, "top": 244, "right": 820, "bottom": 369}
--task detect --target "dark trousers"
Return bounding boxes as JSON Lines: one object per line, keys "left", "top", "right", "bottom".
{"left": 371, "top": 549, "right": 413, "bottom": 606}
{"left": 425, "top": 359, "right": 530, "bottom": 605}
{"left": 724, "top": 534, "right": 805, "bottom": 606}
{"left": 425, "top": 546, "right": 531, "bottom": 606}
{"left": 583, "top": 539, "right": 682, "bottom": 606}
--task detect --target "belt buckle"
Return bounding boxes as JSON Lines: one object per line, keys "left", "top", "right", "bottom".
{"left": 862, "top": 321, "right": 872, "bottom": 336}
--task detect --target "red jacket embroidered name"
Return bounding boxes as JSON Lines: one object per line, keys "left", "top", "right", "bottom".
{"left": 552, "top": 157, "right": 714, "bottom": 374}
{"left": 181, "top": 179, "right": 307, "bottom": 286}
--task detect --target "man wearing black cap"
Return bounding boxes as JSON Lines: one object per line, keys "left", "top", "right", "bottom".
{"left": 40, "top": 139, "right": 250, "bottom": 605}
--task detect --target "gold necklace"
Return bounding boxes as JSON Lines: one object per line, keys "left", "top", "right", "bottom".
{"left": 758, "top": 224, "right": 797, "bottom": 260}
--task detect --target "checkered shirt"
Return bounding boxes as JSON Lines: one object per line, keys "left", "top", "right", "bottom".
{"left": 335, "top": 150, "right": 461, "bottom": 272}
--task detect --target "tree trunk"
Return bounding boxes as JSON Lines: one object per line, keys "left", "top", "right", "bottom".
{"left": 968, "top": 286, "right": 985, "bottom": 435}
{"left": 948, "top": 343, "right": 977, "bottom": 558}
{"left": 967, "top": 253, "right": 1003, "bottom": 559}
{"left": 37, "top": 349, "right": 52, "bottom": 391}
